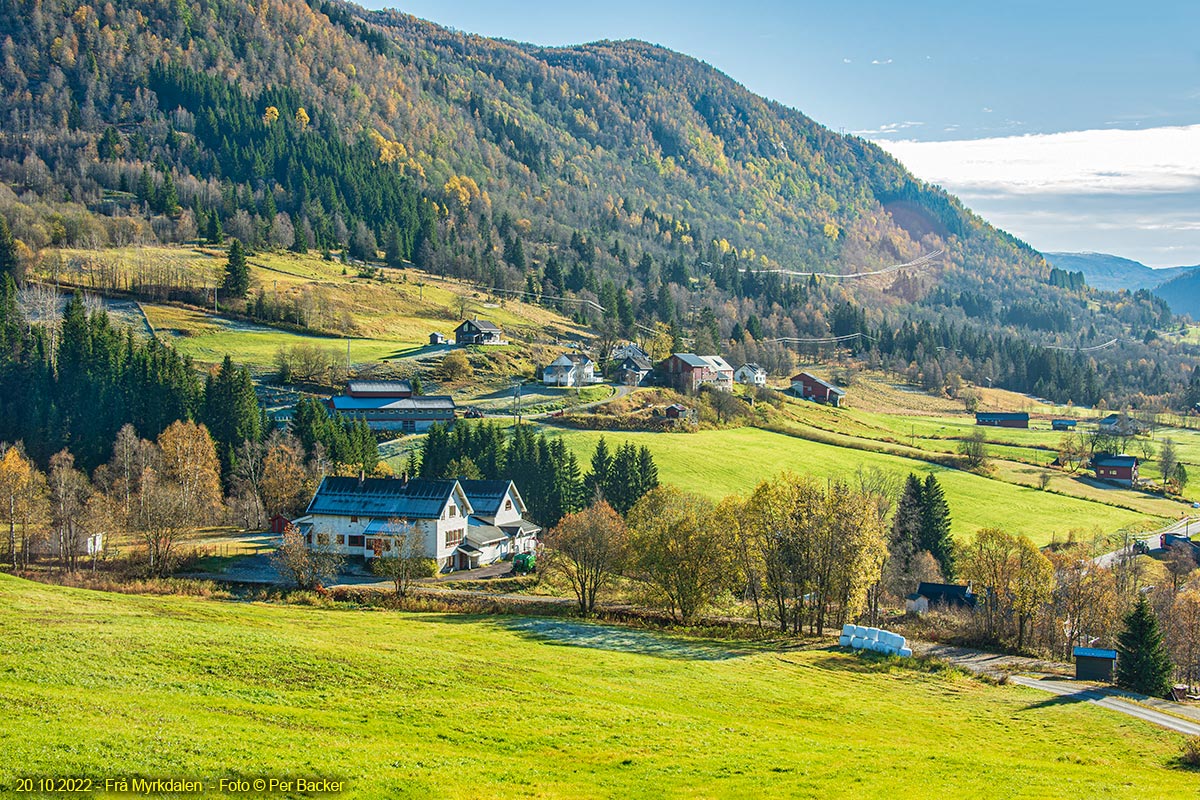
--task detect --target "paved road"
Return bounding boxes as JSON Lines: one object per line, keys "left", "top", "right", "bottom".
{"left": 1093, "top": 516, "right": 1195, "bottom": 568}
{"left": 1009, "top": 676, "right": 1200, "bottom": 735}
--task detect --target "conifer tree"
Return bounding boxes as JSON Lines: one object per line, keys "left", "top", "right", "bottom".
{"left": 587, "top": 437, "right": 612, "bottom": 499}
{"left": 919, "top": 474, "right": 954, "bottom": 578}
{"left": 222, "top": 239, "right": 250, "bottom": 297}
{"left": 1116, "top": 596, "right": 1173, "bottom": 696}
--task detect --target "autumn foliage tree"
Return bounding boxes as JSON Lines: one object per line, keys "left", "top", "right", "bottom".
{"left": 544, "top": 499, "right": 628, "bottom": 615}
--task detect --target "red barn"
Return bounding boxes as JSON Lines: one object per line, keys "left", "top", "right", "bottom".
{"left": 269, "top": 514, "right": 291, "bottom": 534}
{"left": 790, "top": 372, "right": 845, "bottom": 407}
{"left": 1093, "top": 454, "right": 1138, "bottom": 487}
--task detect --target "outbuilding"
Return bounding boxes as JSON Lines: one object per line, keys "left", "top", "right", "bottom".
{"left": 1073, "top": 646, "right": 1117, "bottom": 682}
{"left": 975, "top": 412, "right": 1029, "bottom": 428}
{"left": 1052, "top": 419, "right": 1077, "bottom": 431}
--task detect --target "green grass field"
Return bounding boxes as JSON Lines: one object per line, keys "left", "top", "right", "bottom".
{"left": 49, "top": 246, "right": 588, "bottom": 369}
{"left": 0, "top": 575, "right": 1194, "bottom": 799}
{"left": 543, "top": 426, "right": 1161, "bottom": 545}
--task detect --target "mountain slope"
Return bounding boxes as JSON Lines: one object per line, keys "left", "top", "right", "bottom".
{"left": 1046, "top": 252, "right": 1200, "bottom": 317}
{"left": 0, "top": 0, "right": 1193, "bottom": 408}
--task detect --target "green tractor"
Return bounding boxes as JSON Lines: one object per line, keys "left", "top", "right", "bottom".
{"left": 512, "top": 552, "right": 536, "bottom": 575}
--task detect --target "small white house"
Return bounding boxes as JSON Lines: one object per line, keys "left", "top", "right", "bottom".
{"left": 542, "top": 353, "right": 596, "bottom": 387}
{"left": 734, "top": 363, "right": 767, "bottom": 386}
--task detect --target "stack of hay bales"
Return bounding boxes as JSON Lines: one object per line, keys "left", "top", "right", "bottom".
{"left": 839, "top": 624, "right": 913, "bottom": 657}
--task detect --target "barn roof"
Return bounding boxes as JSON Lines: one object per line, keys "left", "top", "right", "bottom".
{"left": 792, "top": 372, "right": 845, "bottom": 394}
{"left": 1094, "top": 454, "right": 1138, "bottom": 467}
{"left": 458, "top": 479, "right": 526, "bottom": 517}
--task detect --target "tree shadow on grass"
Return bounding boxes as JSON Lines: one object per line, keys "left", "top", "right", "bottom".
{"left": 493, "top": 617, "right": 753, "bottom": 661}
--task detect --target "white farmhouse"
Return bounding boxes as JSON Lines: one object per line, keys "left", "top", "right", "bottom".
{"left": 542, "top": 353, "right": 596, "bottom": 387}
{"left": 294, "top": 475, "right": 539, "bottom": 572}
{"left": 733, "top": 362, "right": 767, "bottom": 386}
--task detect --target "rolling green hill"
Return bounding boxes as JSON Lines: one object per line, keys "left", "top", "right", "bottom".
{"left": 0, "top": 574, "right": 1194, "bottom": 799}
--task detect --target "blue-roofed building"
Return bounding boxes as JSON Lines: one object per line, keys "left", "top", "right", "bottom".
{"left": 1073, "top": 646, "right": 1117, "bottom": 682}
{"left": 295, "top": 475, "right": 538, "bottom": 572}
{"left": 326, "top": 380, "right": 455, "bottom": 432}
{"left": 975, "top": 411, "right": 1029, "bottom": 428}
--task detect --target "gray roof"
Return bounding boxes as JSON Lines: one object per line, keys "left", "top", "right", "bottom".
{"left": 738, "top": 363, "right": 765, "bottom": 373}
{"left": 466, "top": 525, "right": 508, "bottom": 547}
{"left": 459, "top": 479, "right": 526, "bottom": 517}
{"left": 621, "top": 354, "right": 653, "bottom": 371}
{"left": 330, "top": 395, "right": 456, "bottom": 412}
{"left": 306, "top": 477, "right": 469, "bottom": 520}
{"left": 347, "top": 379, "right": 412, "bottom": 395}
{"left": 459, "top": 318, "right": 502, "bottom": 332}
{"left": 673, "top": 353, "right": 710, "bottom": 368}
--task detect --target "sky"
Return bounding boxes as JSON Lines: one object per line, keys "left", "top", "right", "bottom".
{"left": 362, "top": 0, "right": 1200, "bottom": 266}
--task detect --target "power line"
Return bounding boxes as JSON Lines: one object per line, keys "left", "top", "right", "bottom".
{"left": 472, "top": 285, "right": 606, "bottom": 313}
{"left": 739, "top": 249, "right": 944, "bottom": 280}
{"left": 1044, "top": 338, "right": 1121, "bottom": 352}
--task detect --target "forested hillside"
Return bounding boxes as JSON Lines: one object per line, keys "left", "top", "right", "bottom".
{"left": 0, "top": 0, "right": 1197, "bottom": 410}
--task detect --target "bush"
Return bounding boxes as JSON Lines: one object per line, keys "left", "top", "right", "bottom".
{"left": 439, "top": 350, "right": 473, "bottom": 381}
{"left": 1181, "top": 737, "right": 1200, "bottom": 768}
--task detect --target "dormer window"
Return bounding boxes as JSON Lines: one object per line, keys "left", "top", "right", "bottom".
{"left": 504, "top": 499, "right": 512, "bottom": 512}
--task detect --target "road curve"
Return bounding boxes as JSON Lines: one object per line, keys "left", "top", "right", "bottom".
{"left": 1010, "top": 675, "right": 1200, "bottom": 736}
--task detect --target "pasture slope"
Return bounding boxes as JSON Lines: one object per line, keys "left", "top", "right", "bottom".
{"left": 0, "top": 575, "right": 1193, "bottom": 799}
{"left": 546, "top": 426, "right": 1157, "bottom": 546}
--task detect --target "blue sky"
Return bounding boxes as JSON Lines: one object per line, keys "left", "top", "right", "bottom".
{"left": 363, "top": 1, "right": 1200, "bottom": 265}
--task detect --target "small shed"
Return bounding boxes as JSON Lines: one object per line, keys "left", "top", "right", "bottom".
{"left": 975, "top": 412, "right": 1029, "bottom": 428}
{"left": 429, "top": 332, "right": 447, "bottom": 345}
{"left": 1073, "top": 646, "right": 1117, "bottom": 682}
{"left": 1052, "top": 419, "right": 1077, "bottom": 431}
{"left": 269, "top": 514, "right": 291, "bottom": 534}
{"left": 665, "top": 403, "right": 688, "bottom": 420}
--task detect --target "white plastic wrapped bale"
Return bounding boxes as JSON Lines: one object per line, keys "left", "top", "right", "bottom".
{"left": 899, "top": 647, "right": 913, "bottom": 657}
{"left": 838, "top": 635, "right": 852, "bottom": 648}
{"left": 853, "top": 625, "right": 868, "bottom": 638}
{"left": 850, "top": 636, "right": 866, "bottom": 649}
{"left": 842, "top": 624, "right": 855, "bottom": 638}
{"left": 865, "top": 627, "right": 880, "bottom": 641}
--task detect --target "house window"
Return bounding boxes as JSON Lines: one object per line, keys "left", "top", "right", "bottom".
{"left": 348, "top": 535, "right": 364, "bottom": 547}
{"left": 336, "top": 534, "right": 345, "bottom": 545}
{"left": 504, "top": 499, "right": 513, "bottom": 512}
{"left": 365, "top": 538, "right": 391, "bottom": 552}
{"left": 445, "top": 529, "right": 464, "bottom": 548}
{"left": 316, "top": 533, "right": 330, "bottom": 546}
{"left": 350, "top": 516, "right": 358, "bottom": 523}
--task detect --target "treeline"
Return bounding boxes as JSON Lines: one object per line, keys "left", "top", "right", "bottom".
{"left": 413, "top": 422, "right": 658, "bottom": 528}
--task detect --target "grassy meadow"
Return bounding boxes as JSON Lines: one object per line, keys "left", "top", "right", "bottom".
{"left": 47, "top": 246, "right": 588, "bottom": 369}
{"left": 544, "top": 426, "right": 1159, "bottom": 546}
{"left": 0, "top": 575, "right": 1195, "bottom": 799}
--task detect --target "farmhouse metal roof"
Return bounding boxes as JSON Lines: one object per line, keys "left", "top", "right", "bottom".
{"left": 306, "top": 477, "right": 470, "bottom": 520}
{"left": 975, "top": 412, "right": 1028, "bottom": 420}
{"left": 458, "top": 479, "right": 526, "bottom": 517}
{"left": 1094, "top": 454, "right": 1138, "bottom": 467}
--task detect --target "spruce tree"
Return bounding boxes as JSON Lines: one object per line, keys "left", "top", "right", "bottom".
{"left": 587, "top": 437, "right": 612, "bottom": 500}
{"left": 1115, "top": 597, "right": 1173, "bottom": 696}
{"left": 222, "top": 239, "right": 250, "bottom": 297}
{"left": 891, "top": 473, "right": 925, "bottom": 555}
{"left": 919, "top": 474, "right": 955, "bottom": 578}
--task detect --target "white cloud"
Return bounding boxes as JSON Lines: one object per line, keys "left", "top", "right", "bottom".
{"left": 851, "top": 120, "right": 923, "bottom": 136}
{"left": 875, "top": 125, "right": 1200, "bottom": 195}
{"left": 873, "top": 125, "right": 1200, "bottom": 265}
{"left": 870, "top": 58, "right": 893, "bottom": 65}
{"left": 843, "top": 57, "right": 852, "bottom": 64}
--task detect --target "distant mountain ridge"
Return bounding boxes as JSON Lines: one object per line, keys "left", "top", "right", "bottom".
{"left": 1046, "top": 252, "right": 1200, "bottom": 317}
